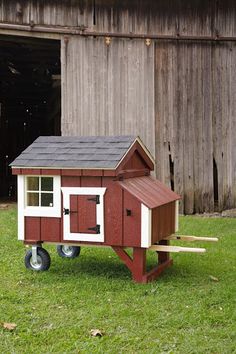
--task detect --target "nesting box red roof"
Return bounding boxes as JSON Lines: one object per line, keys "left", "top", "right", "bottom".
{"left": 119, "top": 176, "right": 180, "bottom": 209}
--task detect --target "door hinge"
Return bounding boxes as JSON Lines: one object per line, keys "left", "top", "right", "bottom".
{"left": 88, "top": 224, "right": 100, "bottom": 234}
{"left": 87, "top": 195, "right": 100, "bottom": 204}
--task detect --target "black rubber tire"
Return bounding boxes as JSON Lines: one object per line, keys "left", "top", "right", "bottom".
{"left": 56, "top": 245, "right": 81, "bottom": 258}
{"left": 25, "top": 247, "right": 51, "bottom": 271}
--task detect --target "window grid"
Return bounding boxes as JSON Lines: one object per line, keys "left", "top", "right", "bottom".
{"left": 26, "top": 177, "right": 54, "bottom": 207}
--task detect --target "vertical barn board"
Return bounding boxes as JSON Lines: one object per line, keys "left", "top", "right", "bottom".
{"left": 212, "top": 42, "right": 236, "bottom": 210}
{"left": 155, "top": 41, "right": 185, "bottom": 211}
{"left": 155, "top": 41, "right": 214, "bottom": 213}
{"left": 41, "top": 218, "right": 61, "bottom": 242}
{"left": 1, "top": 0, "right": 30, "bottom": 24}
{"left": 94, "top": 0, "right": 218, "bottom": 37}
{"left": 229, "top": 43, "right": 236, "bottom": 208}
{"left": 177, "top": 0, "right": 213, "bottom": 36}
{"left": 155, "top": 41, "right": 176, "bottom": 188}
{"left": 123, "top": 190, "right": 141, "bottom": 247}
{"left": 215, "top": 0, "right": 236, "bottom": 37}
{"left": 102, "top": 177, "right": 123, "bottom": 246}
{"left": 29, "top": 0, "right": 94, "bottom": 27}
{"left": 61, "top": 36, "right": 155, "bottom": 157}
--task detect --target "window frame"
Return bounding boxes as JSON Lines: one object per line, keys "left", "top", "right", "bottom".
{"left": 26, "top": 176, "right": 54, "bottom": 208}
{"left": 23, "top": 175, "right": 61, "bottom": 217}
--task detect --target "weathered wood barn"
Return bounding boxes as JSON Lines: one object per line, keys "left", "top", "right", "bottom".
{"left": 0, "top": 0, "right": 236, "bottom": 213}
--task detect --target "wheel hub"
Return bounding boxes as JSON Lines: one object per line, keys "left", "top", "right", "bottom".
{"left": 62, "top": 246, "right": 74, "bottom": 256}
{"left": 30, "top": 256, "right": 42, "bottom": 270}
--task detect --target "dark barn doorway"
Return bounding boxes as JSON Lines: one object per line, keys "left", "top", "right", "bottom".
{"left": 0, "top": 35, "right": 61, "bottom": 199}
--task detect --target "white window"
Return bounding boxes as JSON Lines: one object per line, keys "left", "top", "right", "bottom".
{"left": 26, "top": 176, "right": 54, "bottom": 207}
{"left": 22, "top": 175, "right": 61, "bottom": 217}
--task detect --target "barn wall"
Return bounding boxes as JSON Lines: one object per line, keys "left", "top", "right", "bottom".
{"left": 0, "top": 0, "right": 94, "bottom": 27}
{"left": 155, "top": 40, "right": 236, "bottom": 213}
{"left": 61, "top": 36, "right": 155, "bottom": 155}
{"left": 1, "top": 0, "right": 236, "bottom": 213}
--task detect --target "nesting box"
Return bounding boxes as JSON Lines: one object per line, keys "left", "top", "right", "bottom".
{"left": 11, "top": 135, "right": 181, "bottom": 283}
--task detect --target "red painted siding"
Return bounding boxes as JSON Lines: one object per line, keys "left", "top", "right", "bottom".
{"left": 123, "top": 150, "right": 149, "bottom": 170}
{"left": 41, "top": 169, "right": 61, "bottom": 175}
{"left": 152, "top": 202, "right": 175, "bottom": 242}
{"left": 81, "top": 176, "right": 102, "bottom": 187}
{"left": 25, "top": 217, "right": 40, "bottom": 242}
{"left": 77, "top": 195, "right": 97, "bottom": 233}
{"left": 82, "top": 170, "right": 103, "bottom": 176}
{"left": 41, "top": 218, "right": 61, "bottom": 242}
{"left": 116, "top": 141, "right": 154, "bottom": 174}
{"left": 12, "top": 168, "right": 21, "bottom": 175}
{"left": 70, "top": 195, "right": 78, "bottom": 233}
{"left": 61, "top": 176, "right": 81, "bottom": 187}
{"left": 102, "top": 177, "right": 123, "bottom": 246}
{"left": 123, "top": 190, "right": 141, "bottom": 247}
{"left": 69, "top": 195, "right": 97, "bottom": 234}
{"left": 61, "top": 169, "right": 82, "bottom": 176}
{"left": 22, "top": 169, "right": 41, "bottom": 175}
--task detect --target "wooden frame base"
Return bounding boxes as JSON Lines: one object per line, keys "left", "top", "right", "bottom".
{"left": 112, "top": 242, "right": 172, "bottom": 283}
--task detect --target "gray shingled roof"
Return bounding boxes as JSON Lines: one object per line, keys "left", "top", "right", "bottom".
{"left": 10, "top": 136, "right": 137, "bottom": 169}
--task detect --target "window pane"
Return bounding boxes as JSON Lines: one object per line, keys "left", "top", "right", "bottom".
{"left": 27, "top": 192, "right": 39, "bottom": 206}
{"left": 41, "top": 193, "right": 53, "bottom": 207}
{"left": 27, "top": 177, "right": 39, "bottom": 191}
{"left": 41, "top": 177, "right": 53, "bottom": 191}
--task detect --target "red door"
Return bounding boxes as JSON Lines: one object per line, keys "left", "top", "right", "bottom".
{"left": 62, "top": 187, "right": 106, "bottom": 242}
{"left": 69, "top": 195, "right": 98, "bottom": 234}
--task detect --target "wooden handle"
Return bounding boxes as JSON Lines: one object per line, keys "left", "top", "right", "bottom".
{"left": 149, "top": 245, "right": 206, "bottom": 253}
{"left": 165, "top": 235, "right": 218, "bottom": 242}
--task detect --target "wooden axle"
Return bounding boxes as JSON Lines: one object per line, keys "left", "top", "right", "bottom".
{"left": 165, "top": 235, "right": 218, "bottom": 242}
{"left": 149, "top": 245, "right": 206, "bottom": 253}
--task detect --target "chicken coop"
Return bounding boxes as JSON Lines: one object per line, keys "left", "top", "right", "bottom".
{"left": 10, "top": 135, "right": 217, "bottom": 283}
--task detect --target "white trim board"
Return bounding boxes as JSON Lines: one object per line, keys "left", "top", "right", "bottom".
{"left": 141, "top": 204, "right": 152, "bottom": 248}
{"left": 62, "top": 187, "right": 106, "bottom": 243}
{"left": 17, "top": 175, "right": 25, "bottom": 241}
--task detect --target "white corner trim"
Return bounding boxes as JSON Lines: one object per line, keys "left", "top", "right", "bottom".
{"left": 62, "top": 187, "right": 106, "bottom": 242}
{"left": 17, "top": 175, "right": 25, "bottom": 240}
{"left": 141, "top": 204, "right": 152, "bottom": 248}
{"left": 175, "top": 200, "right": 179, "bottom": 232}
{"left": 24, "top": 176, "right": 61, "bottom": 217}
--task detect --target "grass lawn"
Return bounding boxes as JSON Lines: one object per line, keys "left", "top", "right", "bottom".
{"left": 0, "top": 205, "right": 236, "bottom": 353}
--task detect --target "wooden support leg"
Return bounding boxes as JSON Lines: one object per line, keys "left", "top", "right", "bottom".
{"left": 112, "top": 246, "right": 173, "bottom": 284}
{"left": 157, "top": 239, "right": 170, "bottom": 264}
{"left": 112, "top": 246, "right": 133, "bottom": 272}
{"left": 132, "top": 248, "right": 146, "bottom": 283}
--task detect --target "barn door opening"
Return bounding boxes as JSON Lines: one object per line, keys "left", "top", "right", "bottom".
{"left": 0, "top": 35, "right": 61, "bottom": 200}
{"left": 62, "top": 187, "right": 106, "bottom": 243}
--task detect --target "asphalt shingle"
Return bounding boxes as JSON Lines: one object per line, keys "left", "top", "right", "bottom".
{"left": 10, "top": 136, "right": 136, "bottom": 169}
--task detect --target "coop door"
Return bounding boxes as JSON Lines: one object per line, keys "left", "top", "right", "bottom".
{"left": 61, "top": 187, "right": 106, "bottom": 242}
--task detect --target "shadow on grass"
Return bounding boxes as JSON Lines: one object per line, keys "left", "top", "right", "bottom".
{"left": 43, "top": 248, "right": 211, "bottom": 287}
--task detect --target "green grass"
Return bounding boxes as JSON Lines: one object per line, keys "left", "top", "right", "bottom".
{"left": 0, "top": 206, "right": 236, "bottom": 353}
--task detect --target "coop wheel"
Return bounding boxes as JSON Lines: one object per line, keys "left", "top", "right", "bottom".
{"left": 56, "top": 245, "right": 81, "bottom": 258}
{"left": 25, "top": 247, "right": 51, "bottom": 271}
